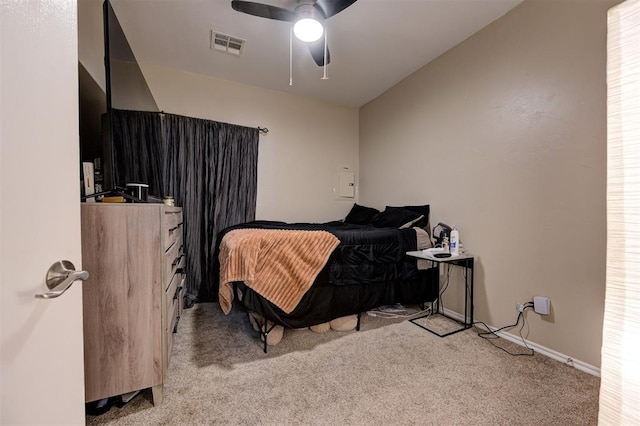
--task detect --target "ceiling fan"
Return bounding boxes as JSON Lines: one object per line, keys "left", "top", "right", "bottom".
{"left": 231, "top": 0, "right": 358, "bottom": 67}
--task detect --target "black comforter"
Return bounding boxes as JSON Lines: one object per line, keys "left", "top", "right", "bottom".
{"left": 215, "top": 220, "right": 438, "bottom": 328}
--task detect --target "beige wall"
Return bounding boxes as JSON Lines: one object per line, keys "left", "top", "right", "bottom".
{"left": 359, "top": 0, "right": 613, "bottom": 368}
{"left": 139, "top": 64, "right": 359, "bottom": 223}
{"left": 78, "top": 0, "right": 105, "bottom": 92}
{"left": 77, "top": 0, "right": 106, "bottom": 164}
{"left": 110, "top": 60, "right": 159, "bottom": 111}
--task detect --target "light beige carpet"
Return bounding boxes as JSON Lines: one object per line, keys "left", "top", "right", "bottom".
{"left": 87, "top": 303, "right": 599, "bottom": 425}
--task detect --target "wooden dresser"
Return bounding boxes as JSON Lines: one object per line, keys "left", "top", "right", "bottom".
{"left": 81, "top": 203, "right": 185, "bottom": 405}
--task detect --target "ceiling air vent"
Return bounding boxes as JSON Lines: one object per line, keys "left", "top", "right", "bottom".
{"left": 210, "top": 31, "right": 246, "bottom": 56}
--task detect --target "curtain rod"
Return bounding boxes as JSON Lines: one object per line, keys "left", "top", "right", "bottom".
{"left": 154, "top": 110, "right": 268, "bottom": 135}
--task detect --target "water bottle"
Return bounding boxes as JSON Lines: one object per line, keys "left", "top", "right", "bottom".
{"left": 450, "top": 227, "right": 459, "bottom": 256}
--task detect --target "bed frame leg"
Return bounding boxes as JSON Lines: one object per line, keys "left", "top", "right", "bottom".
{"left": 356, "top": 312, "right": 361, "bottom": 331}
{"left": 260, "top": 319, "right": 278, "bottom": 354}
{"left": 262, "top": 320, "right": 268, "bottom": 354}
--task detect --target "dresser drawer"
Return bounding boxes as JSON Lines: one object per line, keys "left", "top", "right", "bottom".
{"left": 175, "top": 225, "right": 183, "bottom": 252}
{"left": 163, "top": 209, "right": 182, "bottom": 229}
{"left": 164, "top": 224, "right": 180, "bottom": 251}
{"left": 164, "top": 243, "right": 181, "bottom": 288}
{"left": 165, "top": 273, "right": 180, "bottom": 330}
{"left": 178, "top": 276, "right": 185, "bottom": 314}
{"left": 163, "top": 211, "right": 183, "bottom": 251}
{"left": 165, "top": 319, "right": 176, "bottom": 368}
{"left": 165, "top": 286, "right": 180, "bottom": 367}
{"left": 176, "top": 253, "right": 186, "bottom": 272}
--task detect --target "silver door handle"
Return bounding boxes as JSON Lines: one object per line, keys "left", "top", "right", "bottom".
{"left": 35, "top": 260, "right": 89, "bottom": 299}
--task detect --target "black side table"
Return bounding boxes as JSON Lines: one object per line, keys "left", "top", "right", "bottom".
{"left": 406, "top": 250, "right": 475, "bottom": 337}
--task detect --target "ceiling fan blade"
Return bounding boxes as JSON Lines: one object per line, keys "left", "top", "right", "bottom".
{"left": 308, "top": 39, "right": 331, "bottom": 66}
{"left": 314, "top": 0, "right": 357, "bottom": 19}
{"left": 231, "top": 0, "right": 296, "bottom": 22}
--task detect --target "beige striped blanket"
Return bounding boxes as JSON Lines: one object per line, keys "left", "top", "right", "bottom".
{"left": 218, "top": 228, "right": 340, "bottom": 315}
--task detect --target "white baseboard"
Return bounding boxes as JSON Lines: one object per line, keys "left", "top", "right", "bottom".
{"left": 440, "top": 307, "right": 601, "bottom": 377}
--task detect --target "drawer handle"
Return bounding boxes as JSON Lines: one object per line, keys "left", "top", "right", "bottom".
{"left": 173, "top": 287, "right": 181, "bottom": 300}
{"left": 168, "top": 226, "right": 179, "bottom": 232}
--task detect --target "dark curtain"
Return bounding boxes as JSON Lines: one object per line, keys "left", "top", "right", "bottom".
{"left": 111, "top": 109, "right": 259, "bottom": 306}
{"left": 112, "top": 111, "right": 166, "bottom": 195}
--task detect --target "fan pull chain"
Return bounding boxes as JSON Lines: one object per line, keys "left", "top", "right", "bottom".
{"left": 289, "top": 27, "right": 293, "bottom": 86}
{"left": 322, "top": 28, "right": 329, "bottom": 80}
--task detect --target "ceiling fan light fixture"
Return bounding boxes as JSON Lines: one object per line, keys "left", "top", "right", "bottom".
{"left": 293, "top": 17, "right": 324, "bottom": 42}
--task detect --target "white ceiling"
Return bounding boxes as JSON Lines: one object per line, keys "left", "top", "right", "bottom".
{"left": 111, "top": 0, "right": 523, "bottom": 108}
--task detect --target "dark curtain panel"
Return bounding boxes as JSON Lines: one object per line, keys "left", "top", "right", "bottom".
{"left": 111, "top": 109, "right": 259, "bottom": 306}
{"left": 112, "top": 110, "right": 165, "bottom": 194}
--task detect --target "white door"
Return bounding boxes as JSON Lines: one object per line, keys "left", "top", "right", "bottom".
{"left": 1, "top": 1, "right": 85, "bottom": 424}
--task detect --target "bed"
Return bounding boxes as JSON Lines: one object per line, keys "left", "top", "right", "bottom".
{"left": 215, "top": 204, "right": 439, "bottom": 349}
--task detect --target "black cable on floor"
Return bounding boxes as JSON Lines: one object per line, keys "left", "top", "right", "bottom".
{"left": 474, "top": 302, "right": 535, "bottom": 356}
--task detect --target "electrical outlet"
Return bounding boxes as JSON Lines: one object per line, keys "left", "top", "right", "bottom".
{"left": 516, "top": 303, "right": 525, "bottom": 312}
{"left": 534, "top": 296, "right": 551, "bottom": 315}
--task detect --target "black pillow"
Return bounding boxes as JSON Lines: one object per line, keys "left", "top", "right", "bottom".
{"left": 344, "top": 203, "right": 380, "bottom": 225}
{"left": 386, "top": 205, "right": 430, "bottom": 230}
{"left": 370, "top": 207, "right": 423, "bottom": 228}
